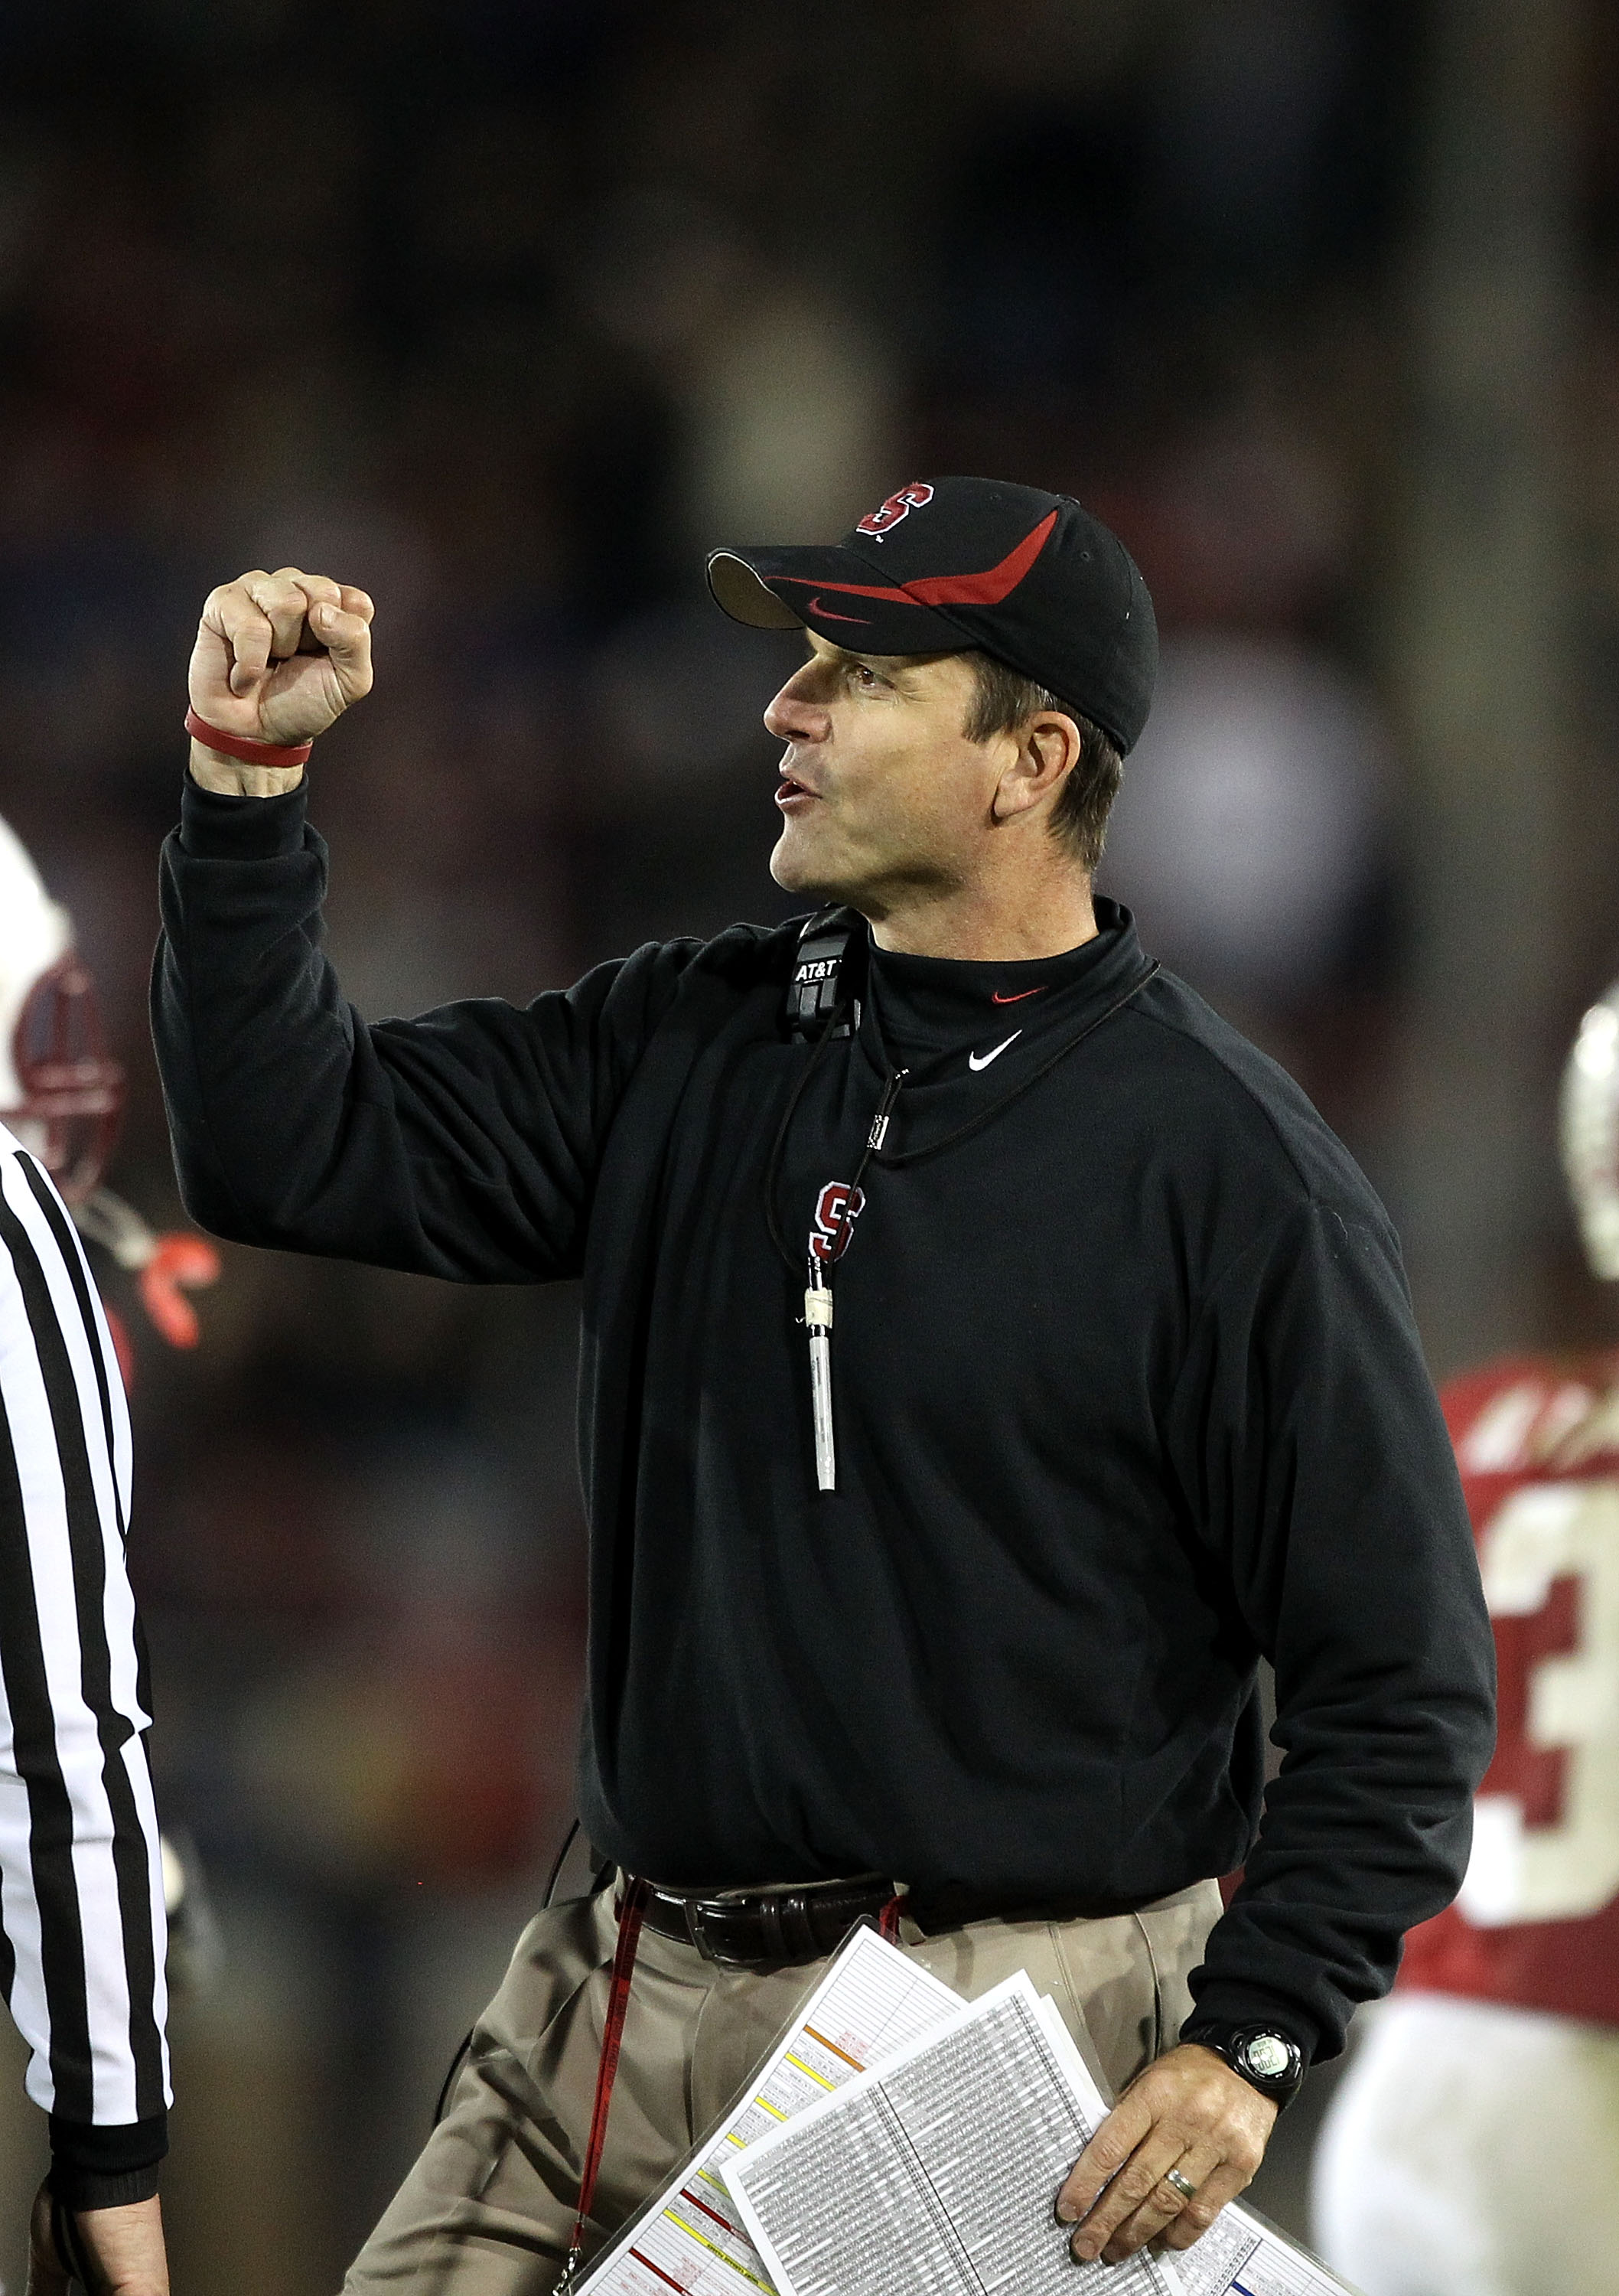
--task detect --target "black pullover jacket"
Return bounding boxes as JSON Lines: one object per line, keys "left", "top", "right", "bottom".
{"left": 153, "top": 781, "right": 1495, "bottom": 2065}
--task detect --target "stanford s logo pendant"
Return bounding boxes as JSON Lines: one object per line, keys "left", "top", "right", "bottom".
{"left": 810, "top": 1181, "right": 865, "bottom": 1264}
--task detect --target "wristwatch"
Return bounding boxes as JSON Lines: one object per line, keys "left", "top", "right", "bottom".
{"left": 1182, "top": 2024, "right": 1307, "bottom": 2108}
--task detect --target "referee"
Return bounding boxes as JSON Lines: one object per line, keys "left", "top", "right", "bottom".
{"left": 0, "top": 1124, "right": 170, "bottom": 2295}
{"left": 154, "top": 478, "right": 1495, "bottom": 2290}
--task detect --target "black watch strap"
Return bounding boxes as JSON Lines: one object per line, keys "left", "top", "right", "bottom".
{"left": 1181, "top": 2023, "right": 1307, "bottom": 2108}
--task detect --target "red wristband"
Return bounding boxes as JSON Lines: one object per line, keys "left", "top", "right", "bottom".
{"left": 184, "top": 707, "right": 313, "bottom": 768}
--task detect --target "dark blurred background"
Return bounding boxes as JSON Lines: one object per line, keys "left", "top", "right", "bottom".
{"left": 0, "top": 1, "right": 1614, "bottom": 2285}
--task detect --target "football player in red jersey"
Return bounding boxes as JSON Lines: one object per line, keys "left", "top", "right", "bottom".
{"left": 0, "top": 814, "right": 220, "bottom": 1367}
{"left": 1313, "top": 983, "right": 1619, "bottom": 2295}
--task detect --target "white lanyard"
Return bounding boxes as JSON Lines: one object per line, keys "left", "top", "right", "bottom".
{"left": 800, "top": 1068, "right": 905, "bottom": 1491}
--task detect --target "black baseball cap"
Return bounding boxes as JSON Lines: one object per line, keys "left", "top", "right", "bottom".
{"left": 706, "top": 475, "right": 1158, "bottom": 754}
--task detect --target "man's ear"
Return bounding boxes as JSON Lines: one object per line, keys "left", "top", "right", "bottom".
{"left": 991, "top": 713, "right": 1082, "bottom": 823}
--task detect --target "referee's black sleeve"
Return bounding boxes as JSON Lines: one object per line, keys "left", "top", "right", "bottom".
{"left": 0, "top": 1133, "right": 170, "bottom": 2203}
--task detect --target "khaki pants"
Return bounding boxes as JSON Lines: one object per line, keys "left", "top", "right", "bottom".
{"left": 347, "top": 1877, "right": 1223, "bottom": 2293}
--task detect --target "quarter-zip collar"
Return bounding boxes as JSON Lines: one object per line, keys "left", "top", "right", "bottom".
{"left": 858, "top": 897, "right": 1147, "bottom": 1078}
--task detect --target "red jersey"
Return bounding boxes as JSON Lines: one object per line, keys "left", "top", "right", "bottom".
{"left": 1400, "top": 1350, "right": 1619, "bottom": 2025}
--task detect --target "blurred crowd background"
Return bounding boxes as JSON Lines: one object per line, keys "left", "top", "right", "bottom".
{"left": 0, "top": 0, "right": 1613, "bottom": 2285}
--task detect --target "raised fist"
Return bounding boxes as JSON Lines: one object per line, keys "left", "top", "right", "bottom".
{"left": 188, "top": 566, "right": 374, "bottom": 752}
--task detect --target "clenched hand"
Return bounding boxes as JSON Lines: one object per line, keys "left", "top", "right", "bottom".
{"left": 187, "top": 566, "right": 374, "bottom": 795}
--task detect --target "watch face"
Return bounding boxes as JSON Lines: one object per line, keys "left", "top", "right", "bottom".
{"left": 1239, "top": 2032, "right": 1295, "bottom": 2082}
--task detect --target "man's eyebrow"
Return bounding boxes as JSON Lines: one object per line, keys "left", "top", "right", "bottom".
{"left": 805, "top": 636, "right": 916, "bottom": 682}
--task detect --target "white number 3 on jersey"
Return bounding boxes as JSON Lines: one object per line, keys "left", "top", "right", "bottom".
{"left": 1461, "top": 1479, "right": 1619, "bottom": 1925}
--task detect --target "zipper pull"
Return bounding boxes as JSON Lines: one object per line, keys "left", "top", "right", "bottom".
{"left": 867, "top": 1067, "right": 907, "bottom": 1154}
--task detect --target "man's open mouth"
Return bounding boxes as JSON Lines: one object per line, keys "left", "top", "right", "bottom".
{"left": 776, "top": 770, "right": 819, "bottom": 810}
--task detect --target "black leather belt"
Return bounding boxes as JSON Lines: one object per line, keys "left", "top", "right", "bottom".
{"left": 627, "top": 1875, "right": 897, "bottom": 1968}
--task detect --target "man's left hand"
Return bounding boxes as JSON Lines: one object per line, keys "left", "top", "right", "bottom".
{"left": 1055, "top": 2043, "right": 1278, "bottom": 2264}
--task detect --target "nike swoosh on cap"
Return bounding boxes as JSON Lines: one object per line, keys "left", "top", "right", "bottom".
{"left": 969, "top": 1031, "right": 1021, "bottom": 1071}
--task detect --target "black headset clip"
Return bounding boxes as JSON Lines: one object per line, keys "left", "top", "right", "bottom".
{"left": 786, "top": 908, "right": 864, "bottom": 1042}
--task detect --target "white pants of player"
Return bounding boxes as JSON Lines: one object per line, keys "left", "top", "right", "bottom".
{"left": 1312, "top": 1992, "right": 1619, "bottom": 2296}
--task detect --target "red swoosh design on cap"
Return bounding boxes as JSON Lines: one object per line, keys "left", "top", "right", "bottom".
{"left": 804, "top": 594, "right": 871, "bottom": 624}
{"left": 908, "top": 510, "right": 1057, "bottom": 605}
{"left": 780, "top": 509, "right": 1058, "bottom": 612}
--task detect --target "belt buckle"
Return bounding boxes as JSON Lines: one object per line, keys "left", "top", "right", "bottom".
{"left": 683, "top": 1896, "right": 757, "bottom": 1969}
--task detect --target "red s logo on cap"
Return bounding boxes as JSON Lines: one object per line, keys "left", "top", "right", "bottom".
{"left": 857, "top": 482, "right": 934, "bottom": 539}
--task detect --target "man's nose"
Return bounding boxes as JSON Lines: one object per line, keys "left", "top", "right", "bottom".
{"left": 764, "top": 667, "right": 831, "bottom": 744}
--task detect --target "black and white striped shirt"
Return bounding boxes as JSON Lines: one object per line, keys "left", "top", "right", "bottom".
{"left": 0, "top": 1124, "right": 169, "bottom": 2194}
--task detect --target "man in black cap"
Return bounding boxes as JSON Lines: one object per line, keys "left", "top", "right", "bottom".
{"left": 151, "top": 479, "right": 1494, "bottom": 2291}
